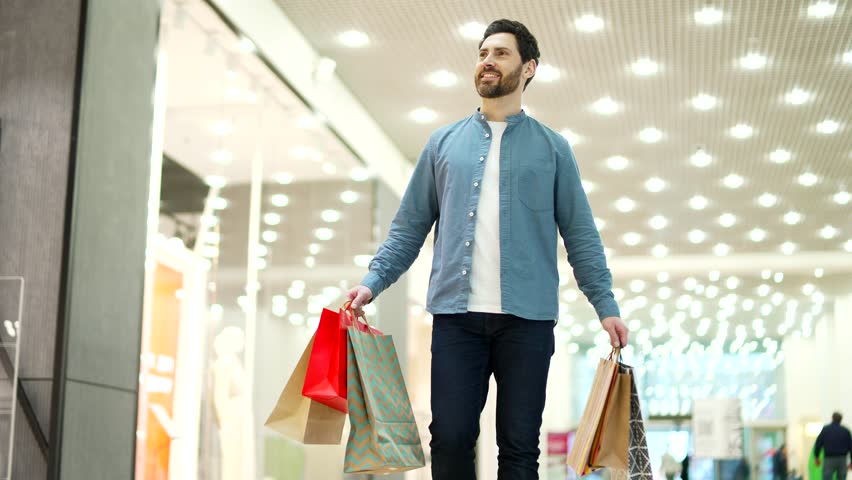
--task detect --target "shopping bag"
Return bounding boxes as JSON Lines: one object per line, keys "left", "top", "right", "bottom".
{"left": 620, "top": 363, "right": 652, "bottom": 480}
{"left": 591, "top": 368, "right": 631, "bottom": 471}
{"left": 344, "top": 320, "right": 426, "bottom": 474}
{"left": 264, "top": 335, "right": 346, "bottom": 444}
{"left": 567, "top": 349, "right": 620, "bottom": 475}
{"left": 302, "top": 302, "right": 377, "bottom": 412}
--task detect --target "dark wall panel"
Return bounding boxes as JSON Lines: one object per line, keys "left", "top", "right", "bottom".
{"left": 0, "top": 1, "right": 84, "bottom": 476}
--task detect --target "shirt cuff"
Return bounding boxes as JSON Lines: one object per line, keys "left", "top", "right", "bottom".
{"left": 595, "top": 298, "right": 621, "bottom": 321}
{"left": 359, "top": 271, "right": 386, "bottom": 303}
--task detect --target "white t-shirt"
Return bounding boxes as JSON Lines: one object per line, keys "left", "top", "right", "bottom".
{"left": 467, "top": 121, "right": 506, "bottom": 314}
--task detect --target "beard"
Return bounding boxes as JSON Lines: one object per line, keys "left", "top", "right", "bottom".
{"left": 475, "top": 62, "right": 523, "bottom": 99}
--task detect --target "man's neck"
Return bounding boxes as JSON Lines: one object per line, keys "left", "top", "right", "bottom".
{"left": 480, "top": 93, "right": 522, "bottom": 122}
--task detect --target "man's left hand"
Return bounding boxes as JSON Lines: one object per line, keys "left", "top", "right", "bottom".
{"left": 601, "top": 316, "right": 628, "bottom": 348}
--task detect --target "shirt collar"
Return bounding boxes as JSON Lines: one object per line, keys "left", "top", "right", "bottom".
{"left": 473, "top": 107, "right": 528, "bottom": 125}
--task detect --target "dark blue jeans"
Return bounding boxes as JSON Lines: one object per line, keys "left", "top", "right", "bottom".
{"left": 429, "top": 312, "right": 555, "bottom": 480}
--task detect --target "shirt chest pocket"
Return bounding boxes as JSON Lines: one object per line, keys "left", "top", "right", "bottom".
{"left": 516, "top": 161, "right": 554, "bottom": 212}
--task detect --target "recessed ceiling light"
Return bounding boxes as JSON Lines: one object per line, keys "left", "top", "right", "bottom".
{"left": 322, "top": 163, "right": 337, "bottom": 175}
{"left": 726, "top": 276, "right": 740, "bottom": 289}
{"left": 808, "top": 1, "right": 837, "bottom": 18}
{"left": 723, "top": 174, "right": 745, "bottom": 189}
{"left": 410, "top": 107, "right": 438, "bottom": 124}
{"left": 639, "top": 127, "right": 663, "bottom": 143}
{"left": 798, "top": 172, "right": 819, "bottom": 187}
{"left": 713, "top": 243, "right": 731, "bottom": 256}
{"left": 783, "top": 211, "right": 803, "bottom": 225}
{"left": 814, "top": 268, "right": 825, "bottom": 278}
{"left": 689, "top": 195, "right": 710, "bottom": 210}
{"left": 652, "top": 244, "right": 669, "bottom": 258}
{"left": 428, "top": 70, "right": 458, "bottom": 88}
{"left": 631, "top": 58, "right": 659, "bottom": 76}
{"left": 205, "top": 175, "right": 227, "bottom": 188}
{"left": 623, "top": 232, "right": 642, "bottom": 246}
{"left": 238, "top": 36, "right": 257, "bottom": 53}
{"left": 262, "top": 230, "right": 278, "bottom": 243}
{"left": 575, "top": 14, "right": 605, "bottom": 32}
{"left": 780, "top": 242, "right": 797, "bottom": 255}
{"left": 694, "top": 6, "right": 724, "bottom": 25}
{"left": 615, "top": 197, "right": 636, "bottom": 212}
{"left": 560, "top": 129, "right": 581, "bottom": 146}
{"left": 606, "top": 155, "right": 630, "bottom": 170}
{"left": 273, "top": 172, "right": 294, "bottom": 185}
{"left": 591, "top": 96, "right": 620, "bottom": 115}
{"left": 256, "top": 244, "right": 269, "bottom": 257}
{"left": 649, "top": 215, "right": 669, "bottom": 230}
{"left": 833, "top": 191, "right": 851, "bottom": 205}
{"left": 785, "top": 87, "right": 812, "bottom": 105}
{"left": 690, "top": 149, "right": 713, "bottom": 167}
{"left": 291, "top": 146, "right": 322, "bottom": 162}
{"left": 350, "top": 167, "right": 369, "bottom": 182}
{"left": 645, "top": 177, "right": 667, "bottom": 193}
{"left": 819, "top": 225, "right": 838, "bottom": 239}
{"left": 749, "top": 228, "right": 767, "bottom": 242}
{"left": 691, "top": 93, "right": 717, "bottom": 111}
{"left": 270, "top": 194, "right": 289, "bottom": 207}
{"left": 211, "top": 120, "right": 234, "bottom": 136}
{"left": 843, "top": 50, "right": 852, "bottom": 64}
{"left": 739, "top": 53, "right": 768, "bottom": 70}
{"left": 769, "top": 149, "right": 792, "bottom": 164}
{"left": 211, "top": 197, "right": 228, "bottom": 210}
{"left": 459, "top": 21, "right": 487, "bottom": 40}
{"left": 816, "top": 119, "right": 840, "bottom": 134}
{"left": 314, "top": 228, "right": 335, "bottom": 241}
{"left": 321, "top": 209, "right": 342, "bottom": 222}
{"left": 688, "top": 229, "right": 707, "bottom": 244}
{"left": 844, "top": 239, "right": 852, "bottom": 253}
{"left": 730, "top": 123, "right": 754, "bottom": 139}
{"left": 536, "top": 64, "right": 561, "bottom": 82}
{"left": 308, "top": 243, "right": 321, "bottom": 255}
{"left": 340, "top": 190, "right": 360, "bottom": 204}
{"left": 211, "top": 149, "right": 233, "bottom": 165}
{"left": 718, "top": 213, "right": 737, "bottom": 228}
{"left": 338, "top": 30, "right": 370, "bottom": 48}
{"left": 582, "top": 180, "right": 595, "bottom": 193}
{"left": 629, "top": 279, "right": 646, "bottom": 293}
{"left": 758, "top": 193, "right": 778, "bottom": 208}
{"left": 263, "top": 212, "right": 282, "bottom": 226}
{"left": 594, "top": 217, "right": 605, "bottom": 230}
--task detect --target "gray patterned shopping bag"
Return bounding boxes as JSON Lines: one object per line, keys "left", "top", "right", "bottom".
{"left": 619, "top": 363, "right": 652, "bottom": 480}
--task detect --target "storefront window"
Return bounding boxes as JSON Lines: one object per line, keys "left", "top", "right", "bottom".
{"left": 136, "top": 1, "right": 376, "bottom": 478}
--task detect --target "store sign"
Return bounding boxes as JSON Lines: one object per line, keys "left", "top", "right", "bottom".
{"left": 692, "top": 398, "right": 743, "bottom": 459}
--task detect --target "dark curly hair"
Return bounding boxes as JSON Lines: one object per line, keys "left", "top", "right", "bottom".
{"left": 479, "top": 19, "right": 541, "bottom": 90}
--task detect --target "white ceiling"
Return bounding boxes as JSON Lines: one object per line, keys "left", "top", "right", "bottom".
{"left": 157, "top": 0, "right": 852, "bottom": 357}
{"left": 161, "top": 0, "right": 363, "bottom": 184}
{"left": 269, "top": 0, "right": 852, "bottom": 348}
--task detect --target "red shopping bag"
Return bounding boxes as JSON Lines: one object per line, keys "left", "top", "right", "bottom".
{"left": 302, "top": 302, "right": 380, "bottom": 412}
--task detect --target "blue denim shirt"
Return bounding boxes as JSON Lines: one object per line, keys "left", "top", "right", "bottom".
{"left": 361, "top": 108, "right": 620, "bottom": 321}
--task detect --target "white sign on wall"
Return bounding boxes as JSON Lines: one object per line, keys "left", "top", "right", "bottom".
{"left": 692, "top": 398, "right": 743, "bottom": 459}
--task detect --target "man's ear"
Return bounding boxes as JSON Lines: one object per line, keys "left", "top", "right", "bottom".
{"left": 526, "top": 60, "right": 537, "bottom": 79}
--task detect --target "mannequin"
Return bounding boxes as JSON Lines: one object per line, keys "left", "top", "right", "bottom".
{"left": 212, "top": 326, "right": 255, "bottom": 480}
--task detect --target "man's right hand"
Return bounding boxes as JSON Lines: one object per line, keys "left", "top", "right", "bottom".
{"left": 346, "top": 285, "right": 373, "bottom": 317}
{"left": 814, "top": 458, "right": 820, "bottom": 467}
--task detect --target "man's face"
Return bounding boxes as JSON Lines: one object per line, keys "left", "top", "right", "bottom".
{"left": 474, "top": 33, "right": 529, "bottom": 99}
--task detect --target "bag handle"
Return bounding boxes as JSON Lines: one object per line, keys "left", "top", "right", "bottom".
{"left": 341, "top": 300, "right": 379, "bottom": 335}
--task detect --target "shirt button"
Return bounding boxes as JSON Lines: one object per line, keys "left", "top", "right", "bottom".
{"left": 485, "top": 133, "right": 490, "bottom": 138}
{"left": 469, "top": 211, "right": 475, "bottom": 217}
{"left": 462, "top": 270, "right": 467, "bottom": 276}
{"left": 479, "top": 156, "right": 485, "bottom": 162}
{"left": 480, "top": 115, "right": 485, "bottom": 120}
{"left": 465, "top": 241, "right": 471, "bottom": 247}
{"left": 473, "top": 182, "right": 479, "bottom": 187}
